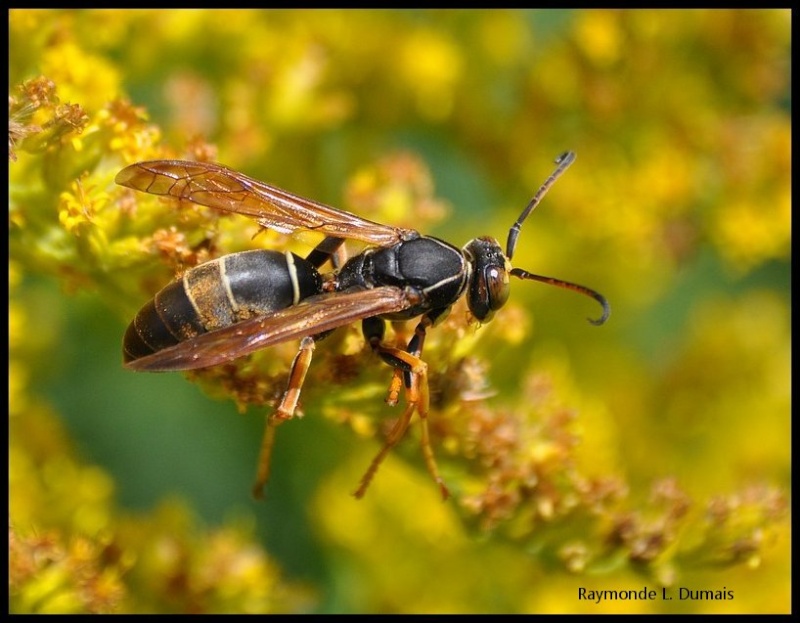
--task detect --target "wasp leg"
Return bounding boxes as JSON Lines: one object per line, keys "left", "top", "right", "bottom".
{"left": 400, "top": 316, "right": 450, "bottom": 501}
{"left": 385, "top": 368, "right": 404, "bottom": 407}
{"left": 361, "top": 318, "right": 405, "bottom": 406}
{"left": 393, "top": 305, "right": 449, "bottom": 408}
{"left": 357, "top": 315, "right": 449, "bottom": 500}
{"left": 353, "top": 398, "right": 416, "bottom": 499}
{"left": 304, "top": 236, "right": 347, "bottom": 269}
{"left": 252, "top": 335, "right": 315, "bottom": 499}
{"left": 386, "top": 320, "right": 414, "bottom": 406}
{"left": 380, "top": 320, "right": 425, "bottom": 406}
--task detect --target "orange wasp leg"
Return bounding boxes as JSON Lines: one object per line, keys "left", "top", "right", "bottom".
{"left": 384, "top": 320, "right": 413, "bottom": 406}
{"left": 385, "top": 369, "right": 404, "bottom": 407}
{"left": 252, "top": 335, "right": 315, "bottom": 498}
{"left": 356, "top": 316, "right": 449, "bottom": 500}
{"left": 251, "top": 234, "right": 351, "bottom": 499}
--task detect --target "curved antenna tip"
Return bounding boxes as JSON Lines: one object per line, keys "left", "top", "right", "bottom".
{"left": 506, "top": 151, "right": 577, "bottom": 260}
{"left": 510, "top": 267, "right": 610, "bottom": 327}
{"left": 556, "top": 151, "right": 576, "bottom": 165}
{"left": 586, "top": 297, "right": 611, "bottom": 326}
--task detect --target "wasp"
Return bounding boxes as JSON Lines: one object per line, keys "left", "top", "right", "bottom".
{"left": 116, "top": 151, "right": 609, "bottom": 500}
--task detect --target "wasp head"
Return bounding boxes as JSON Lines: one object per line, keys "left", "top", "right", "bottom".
{"left": 462, "top": 236, "right": 511, "bottom": 323}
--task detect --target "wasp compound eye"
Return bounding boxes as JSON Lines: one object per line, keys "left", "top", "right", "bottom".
{"left": 467, "top": 263, "right": 509, "bottom": 323}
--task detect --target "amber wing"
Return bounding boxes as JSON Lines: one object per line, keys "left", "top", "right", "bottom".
{"left": 116, "top": 160, "right": 418, "bottom": 246}
{"left": 124, "top": 286, "right": 420, "bottom": 371}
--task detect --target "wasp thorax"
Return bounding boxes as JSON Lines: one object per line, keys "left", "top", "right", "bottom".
{"left": 463, "top": 237, "right": 511, "bottom": 322}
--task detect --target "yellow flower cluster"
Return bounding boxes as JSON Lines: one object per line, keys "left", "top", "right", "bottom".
{"left": 9, "top": 8, "right": 790, "bottom": 614}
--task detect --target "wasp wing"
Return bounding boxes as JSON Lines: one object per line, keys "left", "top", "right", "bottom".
{"left": 116, "top": 160, "right": 417, "bottom": 246}
{"left": 125, "top": 286, "right": 420, "bottom": 372}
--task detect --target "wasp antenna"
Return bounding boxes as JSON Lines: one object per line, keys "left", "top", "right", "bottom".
{"left": 509, "top": 267, "right": 610, "bottom": 325}
{"left": 506, "top": 151, "right": 576, "bottom": 261}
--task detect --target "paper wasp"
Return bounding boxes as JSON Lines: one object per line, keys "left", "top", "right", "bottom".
{"left": 116, "top": 151, "right": 609, "bottom": 500}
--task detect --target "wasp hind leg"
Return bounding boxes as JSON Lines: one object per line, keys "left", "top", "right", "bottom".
{"left": 252, "top": 335, "right": 315, "bottom": 499}
{"left": 356, "top": 315, "right": 449, "bottom": 500}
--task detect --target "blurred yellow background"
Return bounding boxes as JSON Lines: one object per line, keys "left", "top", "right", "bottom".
{"left": 9, "top": 9, "right": 790, "bottom": 613}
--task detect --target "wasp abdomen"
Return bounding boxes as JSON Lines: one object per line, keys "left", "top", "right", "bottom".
{"left": 123, "top": 249, "right": 323, "bottom": 364}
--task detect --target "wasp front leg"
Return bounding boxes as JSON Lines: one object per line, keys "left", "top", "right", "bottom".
{"left": 252, "top": 335, "right": 315, "bottom": 499}
{"left": 377, "top": 310, "right": 444, "bottom": 407}
{"left": 357, "top": 315, "right": 449, "bottom": 500}
{"left": 382, "top": 320, "right": 415, "bottom": 407}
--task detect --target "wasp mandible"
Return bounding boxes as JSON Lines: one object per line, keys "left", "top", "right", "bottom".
{"left": 116, "top": 151, "right": 609, "bottom": 500}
